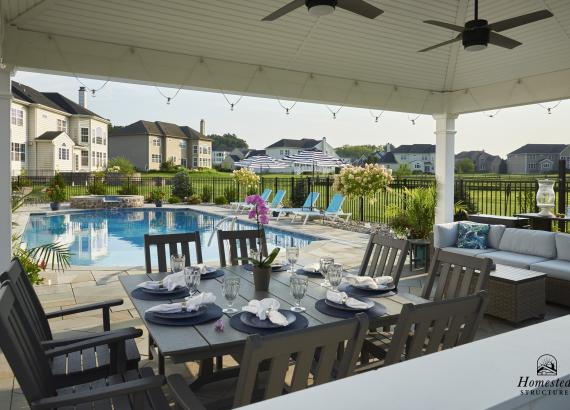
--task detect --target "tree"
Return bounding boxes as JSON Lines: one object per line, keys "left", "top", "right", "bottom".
{"left": 393, "top": 163, "right": 412, "bottom": 177}
{"left": 209, "top": 133, "right": 248, "bottom": 151}
{"left": 335, "top": 144, "right": 381, "bottom": 159}
{"left": 107, "top": 156, "right": 136, "bottom": 174}
{"left": 456, "top": 158, "right": 475, "bottom": 174}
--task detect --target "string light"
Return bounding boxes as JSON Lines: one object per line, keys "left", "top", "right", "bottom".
{"left": 538, "top": 101, "right": 562, "bottom": 114}
{"left": 0, "top": 56, "right": 6, "bottom": 71}
{"left": 369, "top": 110, "right": 384, "bottom": 123}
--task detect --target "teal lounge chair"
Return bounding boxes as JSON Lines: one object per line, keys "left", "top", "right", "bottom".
{"left": 292, "top": 193, "right": 351, "bottom": 225}
{"left": 273, "top": 192, "right": 320, "bottom": 221}
{"left": 230, "top": 188, "right": 272, "bottom": 212}
{"left": 241, "top": 189, "right": 285, "bottom": 213}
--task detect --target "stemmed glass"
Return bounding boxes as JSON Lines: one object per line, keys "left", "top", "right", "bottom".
{"left": 222, "top": 277, "right": 240, "bottom": 314}
{"left": 170, "top": 254, "right": 185, "bottom": 274}
{"left": 184, "top": 266, "right": 201, "bottom": 296}
{"left": 328, "top": 263, "right": 343, "bottom": 292}
{"left": 290, "top": 275, "right": 308, "bottom": 312}
{"left": 319, "top": 257, "right": 334, "bottom": 287}
{"left": 286, "top": 246, "right": 299, "bottom": 274}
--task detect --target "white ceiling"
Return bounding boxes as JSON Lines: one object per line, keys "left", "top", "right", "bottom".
{"left": 2, "top": 0, "right": 570, "bottom": 113}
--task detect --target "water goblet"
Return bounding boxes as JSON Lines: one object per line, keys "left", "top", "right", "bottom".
{"left": 170, "top": 254, "right": 185, "bottom": 274}
{"left": 290, "top": 275, "right": 308, "bottom": 312}
{"left": 319, "top": 257, "right": 334, "bottom": 287}
{"left": 286, "top": 246, "right": 299, "bottom": 274}
{"left": 184, "top": 266, "right": 201, "bottom": 296}
{"left": 328, "top": 263, "right": 343, "bottom": 292}
{"left": 222, "top": 277, "right": 240, "bottom": 314}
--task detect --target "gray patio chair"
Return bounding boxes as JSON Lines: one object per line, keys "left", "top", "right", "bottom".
{"left": 0, "top": 258, "right": 140, "bottom": 384}
{"left": 358, "top": 233, "right": 410, "bottom": 286}
{"left": 361, "top": 291, "right": 488, "bottom": 371}
{"left": 144, "top": 231, "right": 204, "bottom": 273}
{"left": 0, "top": 281, "right": 169, "bottom": 410}
{"left": 167, "top": 314, "right": 369, "bottom": 409}
{"left": 217, "top": 228, "right": 268, "bottom": 267}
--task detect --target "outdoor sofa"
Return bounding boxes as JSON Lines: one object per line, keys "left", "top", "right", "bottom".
{"left": 434, "top": 222, "right": 570, "bottom": 306}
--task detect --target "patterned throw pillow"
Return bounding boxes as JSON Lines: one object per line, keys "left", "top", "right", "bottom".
{"left": 456, "top": 222, "right": 490, "bottom": 249}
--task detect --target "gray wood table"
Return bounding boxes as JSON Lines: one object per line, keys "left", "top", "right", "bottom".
{"left": 119, "top": 266, "right": 428, "bottom": 372}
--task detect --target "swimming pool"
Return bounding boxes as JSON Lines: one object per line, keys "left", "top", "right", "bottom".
{"left": 23, "top": 209, "right": 318, "bottom": 267}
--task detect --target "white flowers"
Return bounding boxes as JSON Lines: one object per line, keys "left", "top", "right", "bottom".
{"left": 334, "top": 164, "right": 393, "bottom": 199}
{"left": 107, "top": 165, "right": 121, "bottom": 173}
{"left": 233, "top": 168, "right": 260, "bottom": 187}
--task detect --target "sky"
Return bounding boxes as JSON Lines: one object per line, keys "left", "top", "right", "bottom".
{"left": 13, "top": 70, "right": 570, "bottom": 158}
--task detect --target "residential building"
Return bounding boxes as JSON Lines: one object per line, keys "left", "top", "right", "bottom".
{"left": 265, "top": 138, "right": 336, "bottom": 159}
{"left": 212, "top": 150, "right": 231, "bottom": 166}
{"left": 109, "top": 119, "right": 212, "bottom": 170}
{"left": 391, "top": 144, "right": 436, "bottom": 173}
{"left": 10, "top": 83, "right": 110, "bottom": 176}
{"left": 353, "top": 151, "right": 398, "bottom": 169}
{"left": 506, "top": 144, "right": 569, "bottom": 174}
{"left": 221, "top": 154, "right": 243, "bottom": 170}
{"left": 455, "top": 150, "right": 503, "bottom": 173}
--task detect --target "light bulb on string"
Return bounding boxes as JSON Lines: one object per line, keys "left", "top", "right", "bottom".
{"left": 0, "top": 57, "right": 6, "bottom": 71}
{"left": 166, "top": 97, "right": 171, "bottom": 105}
{"left": 285, "top": 108, "right": 290, "bottom": 115}
{"left": 230, "top": 103, "right": 234, "bottom": 111}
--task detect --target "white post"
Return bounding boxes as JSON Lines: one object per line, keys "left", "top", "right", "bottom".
{"left": 0, "top": 68, "right": 12, "bottom": 266}
{"left": 433, "top": 113, "right": 458, "bottom": 224}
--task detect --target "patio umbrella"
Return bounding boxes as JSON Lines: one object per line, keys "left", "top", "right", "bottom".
{"left": 233, "top": 155, "right": 292, "bottom": 174}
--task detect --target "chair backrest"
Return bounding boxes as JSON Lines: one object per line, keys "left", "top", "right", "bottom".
{"left": 302, "top": 192, "right": 320, "bottom": 209}
{"left": 0, "top": 281, "right": 57, "bottom": 403}
{"left": 384, "top": 291, "right": 488, "bottom": 366}
{"left": 358, "top": 234, "right": 410, "bottom": 286}
{"left": 233, "top": 314, "right": 369, "bottom": 407}
{"left": 144, "top": 232, "right": 204, "bottom": 273}
{"left": 260, "top": 188, "right": 272, "bottom": 201}
{"left": 217, "top": 229, "right": 268, "bottom": 267}
{"left": 270, "top": 190, "right": 286, "bottom": 207}
{"left": 0, "top": 258, "right": 52, "bottom": 341}
{"left": 421, "top": 249, "right": 492, "bottom": 301}
{"left": 326, "top": 193, "right": 345, "bottom": 213}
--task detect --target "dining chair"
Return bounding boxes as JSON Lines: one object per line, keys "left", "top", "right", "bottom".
{"left": 358, "top": 233, "right": 410, "bottom": 286}
{"left": 144, "top": 231, "right": 204, "bottom": 273}
{"left": 217, "top": 228, "right": 268, "bottom": 267}
{"left": 0, "top": 280, "right": 169, "bottom": 410}
{"left": 167, "top": 314, "right": 369, "bottom": 409}
{"left": 0, "top": 258, "right": 141, "bottom": 384}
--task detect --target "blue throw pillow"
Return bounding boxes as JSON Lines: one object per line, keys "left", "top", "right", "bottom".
{"left": 456, "top": 222, "right": 490, "bottom": 249}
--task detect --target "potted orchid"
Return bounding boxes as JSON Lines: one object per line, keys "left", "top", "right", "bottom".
{"left": 242, "top": 194, "right": 280, "bottom": 291}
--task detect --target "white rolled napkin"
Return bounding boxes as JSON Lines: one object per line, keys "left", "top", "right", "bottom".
{"left": 137, "top": 271, "right": 185, "bottom": 291}
{"left": 242, "top": 298, "right": 289, "bottom": 326}
{"left": 342, "top": 274, "right": 394, "bottom": 290}
{"left": 326, "top": 290, "right": 371, "bottom": 310}
{"left": 303, "top": 263, "right": 321, "bottom": 273}
{"left": 145, "top": 292, "right": 216, "bottom": 314}
{"left": 194, "top": 263, "right": 214, "bottom": 275}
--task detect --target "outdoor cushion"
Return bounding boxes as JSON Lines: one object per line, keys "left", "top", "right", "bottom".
{"left": 456, "top": 222, "right": 490, "bottom": 249}
{"left": 478, "top": 250, "right": 548, "bottom": 269}
{"left": 498, "top": 228, "right": 557, "bottom": 259}
{"left": 487, "top": 225, "right": 506, "bottom": 249}
{"left": 555, "top": 233, "right": 570, "bottom": 262}
{"left": 442, "top": 247, "right": 497, "bottom": 257}
{"left": 433, "top": 222, "right": 458, "bottom": 248}
{"left": 531, "top": 259, "right": 570, "bottom": 281}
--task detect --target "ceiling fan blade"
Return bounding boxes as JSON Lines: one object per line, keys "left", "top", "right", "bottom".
{"left": 488, "top": 32, "right": 522, "bottom": 49}
{"left": 336, "top": 0, "right": 384, "bottom": 19}
{"left": 423, "top": 20, "right": 464, "bottom": 32}
{"left": 488, "top": 9, "right": 553, "bottom": 32}
{"left": 418, "top": 34, "right": 462, "bottom": 52}
{"left": 262, "top": 0, "right": 305, "bottom": 21}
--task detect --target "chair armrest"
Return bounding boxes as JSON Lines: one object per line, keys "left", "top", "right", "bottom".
{"left": 31, "top": 375, "right": 164, "bottom": 410}
{"left": 45, "top": 299, "right": 123, "bottom": 318}
{"left": 40, "top": 333, "right": 105, "bottom": 349}
{"left": 167, "top": 374, "right": 207, "bottom": 410}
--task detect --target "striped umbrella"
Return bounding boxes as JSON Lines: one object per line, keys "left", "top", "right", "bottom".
{"left": 281, "top": 150, "right": 346, "bottom": 174}
{"left": 233, "top": 155, "right": 292, "bottom": 173}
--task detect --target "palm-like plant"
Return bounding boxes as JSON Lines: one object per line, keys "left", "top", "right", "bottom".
{"left": 387, "top": 187, "right": 437, "bottom": 239}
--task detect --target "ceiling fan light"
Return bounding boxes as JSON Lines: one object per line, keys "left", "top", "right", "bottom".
{"left": 308, "top": 4, "right": 335, "bottom": 17}
{"left": 465, "top": 43, "right": 487, "bottom": 52}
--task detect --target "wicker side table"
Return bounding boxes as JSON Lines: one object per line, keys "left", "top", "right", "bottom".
{"left": 487, "top": 265, "right": 546, "bottom": 324}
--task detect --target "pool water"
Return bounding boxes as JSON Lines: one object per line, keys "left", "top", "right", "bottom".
{"left": 23, "top": 209, "right": 317, "bottom": 267}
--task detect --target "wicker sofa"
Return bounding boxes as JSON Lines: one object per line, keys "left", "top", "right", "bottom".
{"left": 434, "top": 222, "right": 570, "bottom": 307}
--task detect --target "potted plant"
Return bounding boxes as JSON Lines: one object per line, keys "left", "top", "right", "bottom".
{"left": 149, "top": 188, "right": 166, "bottom": 207}
{"left": 46, "top": 184, "right": 66, "bottom": 211}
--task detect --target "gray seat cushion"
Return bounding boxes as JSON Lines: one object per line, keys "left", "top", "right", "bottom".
{"left": 498, "top": 228, "right": 557, "bottom": 259}
{"left": 531, "top": 259, "right": 570, "bottom": 281}
{"left": 488, "top": 225, "right": 506, "bottom": 249}
{"left": 442, "top": 247, "right": 497, "bottom": 257}
{"left": 433, "top": 222, "right": 458, "bottom": 248}
{"left": 556, "top": 233, "right": 570, "bottom": 262}
{"left": 478, "top": 250, "right": 548, "bottom": 269}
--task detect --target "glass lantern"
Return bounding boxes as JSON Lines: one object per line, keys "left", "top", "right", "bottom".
{"left": 536, "top": 179, "right": 555, "bottom": 216}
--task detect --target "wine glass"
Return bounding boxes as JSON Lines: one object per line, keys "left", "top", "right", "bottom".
{"left": 328, "top": 263, "right": 343, "bottom": 292}
{"left": 170, "top": 254, "right": 185, "bottom": 274}
{"left": 184, "top": 266, "right": 201, "bottom": 296}
{"left": 290, "top": 275, "right": 308, "bottom": 312}
{"left": 286, "top": 246, "right": 299, "bottom": 274}
{"left": 222, "top": 277, "right": 240, "bottom": 314}
{"left": 319, "top": 257, "right": 334, "bottom": 287}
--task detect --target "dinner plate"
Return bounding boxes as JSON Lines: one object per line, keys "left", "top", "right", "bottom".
{"left": 240, "top": 310, "right": 297, "bottom": 329}
{"left": 201, "top": 267, "right": 218, "bottom": 275}
{"left": 140, "top": 286, "right": 187, "bottom": 295}
{"left": 271, "top": 264, "right": 287, "bottom": 272}
{"left": 324, "top": 296, "right": 374, "bottom": 311}
{"left": 153, "top": 305, "right": 207, "bottom": 319}
{"left": 349, "top": 283, "right": 396, "bottom": 292}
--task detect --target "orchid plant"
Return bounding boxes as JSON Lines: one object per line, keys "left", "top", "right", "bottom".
{"left": 243, "top": 194, "right": 280, "bottom": 268}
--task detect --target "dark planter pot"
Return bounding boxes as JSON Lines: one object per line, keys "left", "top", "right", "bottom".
{"left": 252, "top": 266, "right": 271, "bottom": 292}
{"left": 155, "top": 200, "right": 163, "bottom": 208}
{"left": 50, "top": 202, "right": 60, "bottom": 211}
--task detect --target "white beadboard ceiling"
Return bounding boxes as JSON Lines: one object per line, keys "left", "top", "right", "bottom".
{"left": 2, "top": 0, "right": 570, "bottom": 113}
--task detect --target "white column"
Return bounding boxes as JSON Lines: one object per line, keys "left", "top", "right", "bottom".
{"left": 433, "top": 113, "right": 458, "bottom": 224}
{"left": 0, "top": 68, "right": 12, "bottom": 266}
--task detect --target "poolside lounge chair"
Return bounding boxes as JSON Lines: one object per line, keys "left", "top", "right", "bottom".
{"left": 239, "top": 189, "right": 285, "bottom": 214}
{"left": 272, "top": 191, "right": 320, "bottom": 221}
{"left": 230, "top": 188, "right": 272, "bottom": 212}
{"left": 291, "top": 193, "right": 351, "bottom": 225}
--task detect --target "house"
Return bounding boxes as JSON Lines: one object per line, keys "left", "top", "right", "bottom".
{"left": 455, "top": 150, "right": 503, "bottom": 173}
{"left": 212, "top": 150, "right": 231, "bottom": 166}
{"left": 506, "top": 144, "right": 569, "bottom": 174}
{"left": 221, "top": 154, "right": 242, "bottom": 170}
{"left": 265, "top": 137, "right": 336, "bottom": 159}
{"left": 109, "top": 119, "right": 212, "bottom": 170}
{"left": 354, "top": 151, "right": 398, "bottom": 170}
{"left": 391, "top": 144, "right": 436, "bottom": 173}
{"left": 10, "top": 83, "right": 110, "bottom": 176}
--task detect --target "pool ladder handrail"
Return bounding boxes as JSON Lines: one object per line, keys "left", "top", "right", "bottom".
{"left": 207, "top": 215, "right": 238, "bottom": 246}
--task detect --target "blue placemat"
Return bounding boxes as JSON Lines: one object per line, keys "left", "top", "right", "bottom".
{"left": 229, "top": 311, "right": 308, "bottom": 335}
{"left": 295, "top": 268, "right": 323, "bottom": 278}
{"left": 243, "top": 264, "right": 289, "bottom": 273}
{"left": 144, "top": 304, "right": 223, "bottom": 326}
{"left": 201, "top": 270, "right": 224, "bottom": 280}
{"left": 315, "top": 299, "right": 387, "bottom": 319}
{"left": 131, "top": 287, "right": 189, "bottom": 301}
{"left": 338, "top": 283, "right": 397, "bottom": 298}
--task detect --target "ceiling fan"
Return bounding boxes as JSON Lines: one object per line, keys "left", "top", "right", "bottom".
{"left": 262, "top": 0, "right": 383, "bottom": 21}
{"left": 419, "top": 0, "right": 553, "bottom": 52}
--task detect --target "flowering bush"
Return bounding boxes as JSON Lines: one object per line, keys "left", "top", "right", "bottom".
{"left": 233, "top": 168, "right": 260, "bottom": 188}
{"left": 107, "top": 165, "right": 122, "bottom": 173}
{"left": 334, "top": 164, "right": 393, "bottom": 199}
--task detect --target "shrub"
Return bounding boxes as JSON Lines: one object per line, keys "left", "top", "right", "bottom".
{"left": 387, "top": 187, "right": 437, "bottom": 239}
{"left": 187, "top": 194, "right": 202, "bottom": 205}
{"left": 118, "top": 183, "right": 139, "bottom": 195}
{"left": 172, "top": 170, "right": 194, "bottom": 198}
{"left": 148, "top": 188, "right": 166, "bottom": 203}
{"left": 51, "top": 172, "right": 66, "bottom": 189}
{"left": 160, "top": 159, "right": 178, "bottom": 172}
{"left": 201, "top": 186, "right": 213, "bottom": 202}
{"left": 334, "top": 164, "right": 393, "bottom": 199}
{"left": 214, "top": 195, "right": 229, "bottom": 205}
{"left": 246, "top": 186, "right": 258, "bottom": 196}
{"left": 107, "top": 157, "right": 136, "bottom": 174}
{"left": 46, "top": 184, "right": 66, "bottom": 202}
{"left": 232, "top": 168, "right": 259, "bottom": 188}
{"left": 87, "top": 172, "right": 106, "bottom": 195}
{"left": 168, "top": 195, "right": 181, "bottom": 204}
{"left": 223, "top": 187, "right": 238, "bottom": 202}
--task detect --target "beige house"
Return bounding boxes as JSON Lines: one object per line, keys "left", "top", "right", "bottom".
{"left": 11, "top": 82, "right": 110, "bottom": 176}
{"left": 109, "top": 119, "right": 212, "bottom": 171}
{"left": 507, "top": 144, "right": 569, "bottom": 174}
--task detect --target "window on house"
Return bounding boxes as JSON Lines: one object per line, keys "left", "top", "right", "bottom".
{"left": 103, "top": 153, "right": 107, "bottom": 167}
{"left": 528, "top": 163, "right": 537, "bottom": 169}
{"left": 11, "top": 143, "right": 25, "bottom": 162}
{"left": 81, "top": 128, "right": 89, "bottom": 143}
{"left": 57, "top": 119, "right": 68, "bottom": 132}
{"left": 81, "top": 151, "right": 89, "bottom": 166}
{"left": 193, "top": 145, "right": 198, "bottom": 154}
{"left": 401, "top": 155, "right": 407, "bottom": 160}
{"left": 153, "top": 138, "right": 161, "bottom": 147}
{"left": 170, "top": 156, "right": 177, "bottom": 163}
{"left": 96, "top": 128, "right": 103, "bottom": 144}
{"left": 152, "top": 154, "right": 162, "bottom": 163}
{"left": 541, "top": 162, "right": 552, "bottom": 170}
{"left": 193, "top": 158, "right": 197, "bottom": 167}
{"left": 11, "top": 108, "right": 23, "bottom": 126}
{"left": 414, "top": 163, "right": 421, "bottom": 169}
{"left": 58, "top": 145, "right": 70, "bottom": 160}
{"left": 181, "top": 158, "right": 187, "bottom": 167}
{"left": 180, "top": 140, "right": 187, "bottom": 148}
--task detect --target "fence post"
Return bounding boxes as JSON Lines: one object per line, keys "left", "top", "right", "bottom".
{"left": 326, "top": 176, "right": 330, "bottom": 209}
{"left": 290, "top": 177, "right": 294, "bottom": 206}
{"left": 359, "top": 197, "right": 364, "bottom": 222}
{"left": 558, "top": 159, "right": 567, "bottom": 232}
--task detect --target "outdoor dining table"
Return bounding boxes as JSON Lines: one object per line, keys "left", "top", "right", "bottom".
{"left": 119, "top": 265, "right": 428, "bottom": 382}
